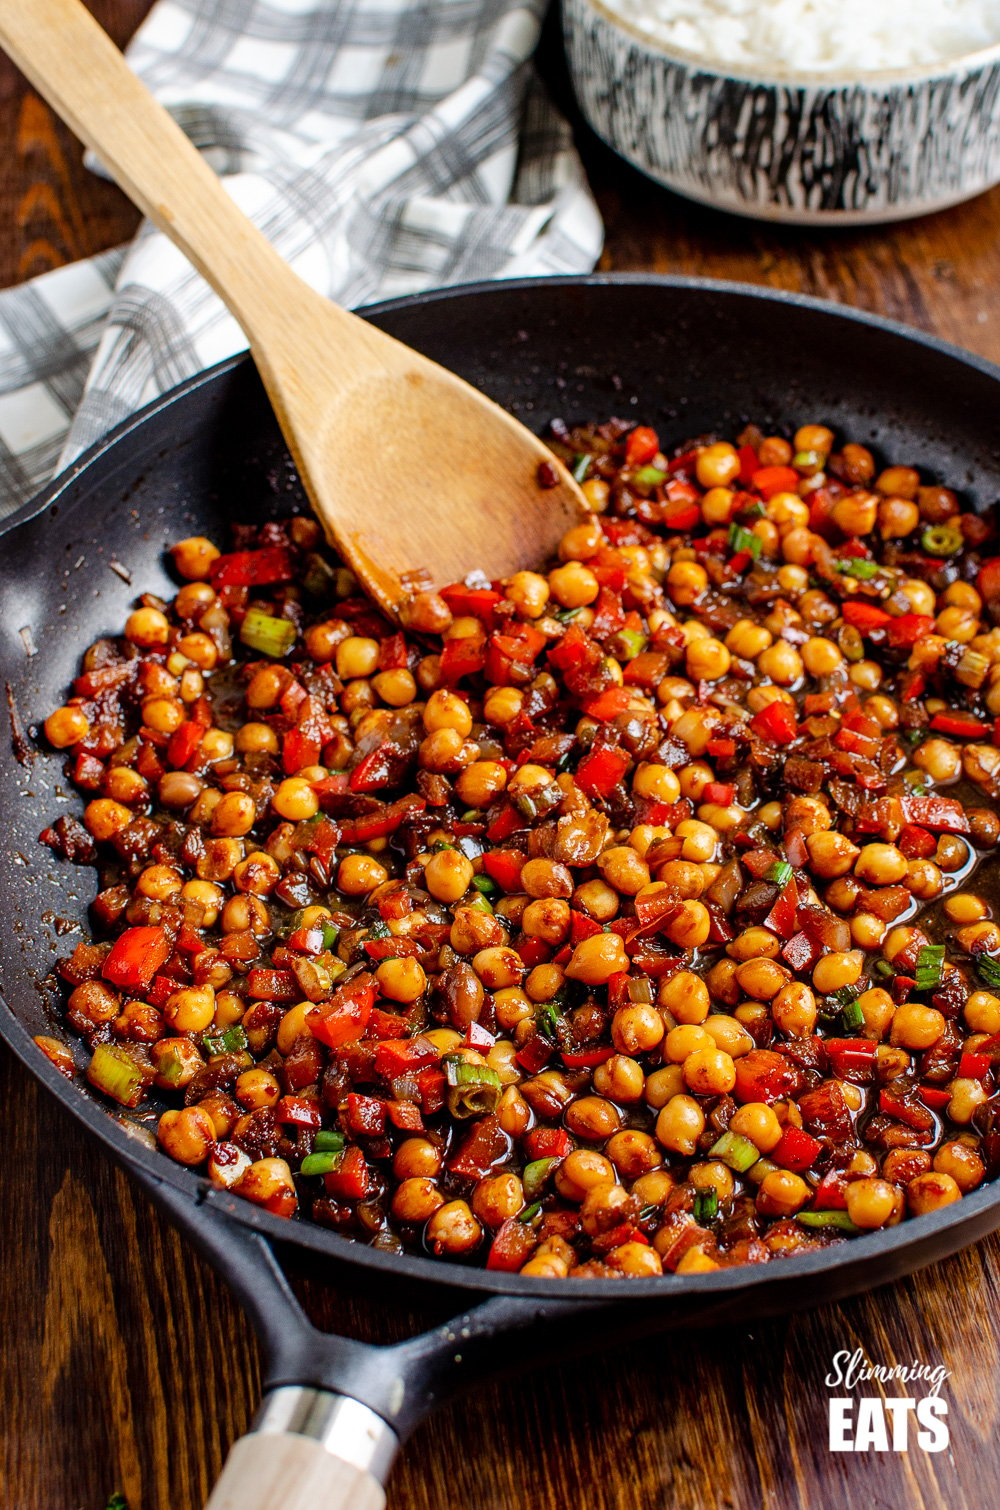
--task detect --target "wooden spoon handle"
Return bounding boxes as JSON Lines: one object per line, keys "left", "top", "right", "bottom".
{"left": 0, "top": 0, "right": 307, "bottom": 340}
{"left": 203, "top": 1430, "right": 386, "bottom": 1510}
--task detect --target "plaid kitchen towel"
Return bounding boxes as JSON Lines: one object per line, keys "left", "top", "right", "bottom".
{"left": 0, "top": 0, "right": 602, "bottom": 518}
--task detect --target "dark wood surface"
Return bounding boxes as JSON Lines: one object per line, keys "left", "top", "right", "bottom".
{"left": 4, "top": 6, "right": 1000, "bottom": 1509}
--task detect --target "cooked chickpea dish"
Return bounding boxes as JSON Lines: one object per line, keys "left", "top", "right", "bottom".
{"left": 34, "top": 417, "right": 1000, "bottom": 1279}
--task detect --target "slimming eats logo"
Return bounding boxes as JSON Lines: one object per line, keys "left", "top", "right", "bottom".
{"left": 825, "top": 1348, "right": 950, "bottom": 1453}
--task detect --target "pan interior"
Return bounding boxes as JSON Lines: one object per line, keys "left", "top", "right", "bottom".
{"left": 4, "top": 275, "right": 1000, "bottom": 1294}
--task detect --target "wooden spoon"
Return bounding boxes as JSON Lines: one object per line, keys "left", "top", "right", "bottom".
{"left": 0, "top": 0, "right": 587, "bottom": 618}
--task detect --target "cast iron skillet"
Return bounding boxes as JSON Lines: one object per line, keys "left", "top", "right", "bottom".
{"left": 5, "top": 274, "right": 1000, "bottom": 1503}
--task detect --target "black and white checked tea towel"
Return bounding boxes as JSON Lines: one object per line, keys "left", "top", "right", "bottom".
{"left": 0, "top": 0, "right": 602, "bottom": 518}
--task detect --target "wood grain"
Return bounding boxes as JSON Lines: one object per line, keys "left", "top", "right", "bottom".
{"left": 4, "top": 5, "right": 1000, "bottom": 1509}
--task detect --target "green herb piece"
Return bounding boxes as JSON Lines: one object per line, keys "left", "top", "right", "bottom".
{"left": 523, "top": 1157, "right": 559, "bottom": 1199}
{"left": 833, "top": 984, "right": 859, "bottom": 1008}
{"left": 555, "top": 606, "right": 584, "bottom": 623}
{"left": 319, "top": 920, "right": 340, "bottom": 952}
{"left": 430, "top": 838, "right": 455, "bottom": 852}
{"left": 765, "top": 860, "right": 793, "bottom": 886}
{"left": 465, "top": 891, "right": 494, "bottom": 916}
{"left": 202, "top": 1024, "right": 249, "bottom": 1057}
{"left": 693, "top": 1188, "right": 719, "bottom": 1224}
{"left": 709, "top": 1130, "right": 760, "bottom": 1174}
{"left": 300, "top": 1151, "right": 344, "bottom": 1177}
{"left": 472, "top": 874, "right": 498, "bottom": 896}
{"left": 914, "top": 943, "right": 946, "bottom": 991}
{"left": 874, "top": 959, "right": 895, "bottom": 978}
{"left": 518, "top": 1200, "right": 543, "bottom": 1224}
{"left": 444, "top": 1059, "right": 502, "bottom": 1118}
{"left": 793, "top": 450, "right": 823, "bottom": 472}
{"left": 314, "top": 1130, "right": 347, "bottom": 1152}
{"left": 239, "top": 608, "right": 296, "bottom": 657}
{"left": 536, "top": 1000, "right": 565, "bottom": 1038}
{"left": 728, "top": 523, "right": 763, "bottom": 559}
{"left": 835, "top": 558, "right": 880, "bottom": 580}
{"left": 367, "top": 917, "right": 392, "bottom": 940}
{"left": 797, "top": 1210, "right": 861, "bottom": 1234}
{"left": 921, "top": 525, "right": 963, "bottom": 558}
{"left": 978, "top": 955, "right": 1000, "bottom": 989}
{"left": 105, "top": 1496, "right": 129, "bottom": 1510}
{"left": 633, "top": 465, "right": 666, "bottom": 488}
{"left": 737, "top": 499, "right": 766, "bottom": 519}
{"left": 572, "top": 453, "right": 592, "bottom": 482}
{"left": 614, "top": 627, "right": 649, "bottom": 660}
{"left": 841, "top": 999, "right": 865, "bottom": 1031}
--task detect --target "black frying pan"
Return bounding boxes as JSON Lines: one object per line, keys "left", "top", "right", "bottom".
{"left": 5, "top": 274, "right": 1000, "bottom": 1506}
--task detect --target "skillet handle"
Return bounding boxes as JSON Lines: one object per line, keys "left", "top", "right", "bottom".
{"left": 205, "top": 1386, "right": 395, "bottom": 1509}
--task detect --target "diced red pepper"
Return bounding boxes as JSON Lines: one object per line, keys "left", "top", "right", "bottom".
{"left": 977, "top": 557, "right": 1000, "bottom": 603}
{"left": 362, "top": 936, "right": 421, "bottom": 962}
{"left": 448, "top": 1113, "right": 510, "bottom": 1179}
{"left": 929, "top": 712, "right": 987, "bottom": 738}
{"left": 387, "top": 1100, "right": 424, "bottom": 1132}
{"left": 580, "top": 687, "right": 632, "bottom": 722}
{"left": 464, "top": 1022, "right": 496, "bottom": 1052}
{"left": 309, "top": 973, "right": 377, "bottom": 1048}
{"left": 439, "top": 634, "right": 486, "bottom": 682}
{"left": 515, "top": 1034, "right": 554, "bottom": 1073}
{"left": 439, "top": 584, "right": 503, "bottom": 623}
{"left": 349, "top": 742, "right": 402, "bottom": 792}
{"left": 323, "top": 1145, "right": 371, "bottom": 1201}
{"left": 824, "top": 1038, "right": 877, "bottom": 1081}
{"left": 589, "top": 586, "right": 626, "bottom": 639}
{"left": 752, "top": 465, "right": 799, "bottom": 500}
{"left": 735, "top": 1049, "right": 802, "bottom": 1105}
{"left": 338, "top": 795, "right": 426, "bottom": 844}
{"left": 102, "top": 927, "right": 170, "bottom": 992}
{"left": 898, "top": 824, "right": 936, "bottom": 859}
{"left": 771, "top": 1125, "right": 821, "bottom": 1173}
{"left": 570, "top": 909, "right": 604, "bottom": 943}
{"left": 781, "top": 931, "right": 821, "bottom": 972}
{"left": 523, "top": 1127, "right": 573, "bottom": 1161}
{"left": 886, "top": 613, "right": 935, "bottom": 649}
{"left": 959, "top": 1052, "right": 992, "bottom": 1081}
{"left": 485, "top": 804, "right": 525, "bottom": 844}
{"left": 283, "top": 726, "right": 323, "bottom": 775}
{"left": 841, "top": 601, "right": 892, "bottom": 632}
{"left": 517, "top": 937, "right": 552, "bottom": 968}
{"left": 378, "top": 633, "right": 408, "bottom": 671}
{"left": 343, "top": 1093, "right": 387, "bottom": 1135}
{"left": 482, "top": 849, "right": 525, "bottom": 892}
{"left": 561, "top": 1045, "right": 616, "bottom": 1069}
{"left": 702, "top": 781, "right": 734, "bottom": 806}
{"left": 166, "top": 720, "right": 205, "bottom": 769}
{"left": 706, "top": 737, "right": 737, "bottom": 760}
{"left": 210, "top": 546, "right": 293, "bottom": 587}
{"left": 902, "top": 795, "right": 970, "bottom": 834}
{"left": 878, "top": 1087, "right": 934, "bottom": 1131}
{"left": 275, "top": 1095, "right": 322, "bottom": 1128}
{"left": 487, "top": 1218, "right": 538, "bottom": 1272}
{"left": 415, "top": 1067, "right": 447, "bottom": 1114}
{"left": 661, "top": 501, "right": 702, "bottom": 531}
{"left": 917, "top": 1084, "right": 952, "bottom": 1111}
{"left": 625, "top": 426, "right": 659, "bottom": 466}
{"left": 575, "top": 745, "right": 630, "bottom": 798}
{"left": 737, "top": 444, "right": 759, "bottom": 484}
{"left": 364, "top": 1009, "right": 411, "bottom": 1040}
{"left": 246, "top": 968, "right": 298, "bottom": 1002}
{"left": 374, "top": 1037, "right": 440, "bottom": 1077}
{"left": 764, "top": 877, "right": 799, "bottom": 937}
{"left": 750, "top": 701, "right": 798, "bottom": 743}
{"left": 812, "top": 1169, "right": 849, "bottom": 1211}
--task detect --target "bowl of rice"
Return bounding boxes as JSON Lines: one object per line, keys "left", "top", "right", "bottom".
{"left": 563, "top": 0, "right": 1000, "bottom": 223}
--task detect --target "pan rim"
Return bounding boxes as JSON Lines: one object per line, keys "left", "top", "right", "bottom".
{"left": 5, "top": 270, "right": 1000, "bottom": 1302}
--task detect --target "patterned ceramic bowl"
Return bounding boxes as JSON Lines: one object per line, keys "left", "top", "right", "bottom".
{"left": 563, "top": 0, "right": 1000, "bottom": 224}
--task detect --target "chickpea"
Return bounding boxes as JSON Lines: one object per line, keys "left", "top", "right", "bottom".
{"left": 757, "top": 1169, "right": 811, "bottom": 1217}
{"left": 235, "top": 723, "right": 279, "bottom": 756}
{"left": 565, "top": 931, "right": 628, "bottom": 985}
{"left": 907, "top": 1172, "right": 961, "bottom": 1216}
{"left": 664, "top": 1024, "right": 714, "bottom": 1063}
{"left": 455, "top": 760, "right": 507, "bottom": 808}
{"left": 730, "top": 1102, "right": 782, "bottom": 1153}
{"left": 164, "top": 986, "right": 215, "bottom": 1035}
{"left": 662, "top": 900, "right": 711, "bottom": 950}
{"left": 372, "top": 669, "right": 417, "bottom": 707}
{"left": 483, "top": 686, "right": 524, "bottom": 725}
{"left": 423, "top": 849, "right": 475, "bottom": 904}
{"left": 806, "top": 831, "right": 860, "bottom": 879}
{"left": 690, "top": 1160, "right": 735, "bottom": 1204}
{"left": 548, "top": 561, "right": 600, "bottom": 608}
{"left": 472, "top": 1174, "right": 524, "bottom": 1227}
{"left": 211, "top": 792, "right": 256, "bottom": 838}
{"left": 936, "top": 835, "right": 970, "bottom": 873}
{"left": 965, "top": 991, "right": 1000, "bottom": 1033}
{"left": 338, "top": 854, "right": 389, "bottom": 895}
{"left": 683, "top": 1047, "right": 736, "bottom": 1096}
{"left": 947, "top": 1078, "right": 989, "bottom": 1125}
{"left": 696, "top": 442, "right": 740, "bottom": 489}
{"left": 505, "top": 570, "right": 550, "bottom": 617}
{"left": 666, "top": 561, "right": 709, "bottom": 606}
{"left": 891, "top": 1002, "right": 945, "bottom": 1051}
{"left": 393, "top": 1138, "right": 443, "bottom": 1180}
{"left": 572, "top": 879, "right": 619, "bottom": 922}
{"left": 854, "top": 844, "right": 907, "bottom": 885}
{"left": 844, "top": 1177, "right": 897, "bottom": 1230}
{"left": 426, "top": 1200, "right": 482, "bottom": 1255}
{"left": 392, "top": 1178, "right": 445, "bottom": 1224}
{"left": 235, "top": 1067, "right": 281, "bottom": 1110}
{"left": 612, "top": 1003, "right": 665, "bottom": 1055}
{"left": 376, "top": 957, "right": 427, "bottom": 1003}
{"left": 555, "top": 1150, "right": 617, "bottom": 1203}
{"left": 812, "top": 951, "right": 863, "bottom": 995}
{"left": 171, "top": 536, "right": 220, "bottom": 579}
{"left": 596, "top": 846, "right": 650, "bottom": 896}
{"left": 906, "top": 860, "right": 942, "bottom": 901}
{"left": 757, "top": 640, "right": 803, "bottom": 686}
{"left": 655, "top": 1094, "right": 705, "bottom": 1155}
{"left": 726, "top": 619, "right": 773, "bottom": 660}
{"left": 658, "top": 971, "right": 710, "bottom": 1024}
{"left": 801, "top": 637, "right": 844, "bottom": 677}
{"left": 335, "top": 636, "right": 380, "bottom": 680}
{"left": 727, "top": 927, "right": 780, "bottom": 963}
{"left": 593, "top": 1054, "right": 646, "bottom": 1103}
{"left": 272, "top": 778, "right": 320, "bottom": 821}
{"left": 686, "top": 637, "right": 731, "bottom": 682}
{"left": 472, "top": 946, "right": 524, "bottom": 991}
{"left": 423, "top": 689, "right": 473, "bottom": 737}
{"left": 933, "top": 1142, "right": 985, "bottom": 1193}
{"left": 157, "top": 1106, "right": 214, "bottom": 1165}
{"left": 44, "top": 703, "right": 92, "bottom": 747}
{"left": 877, "top": 497, "right": 920, "bottom": 538}
{"left": 734, "top": 958, "right": 789, "bottom": 1002}
{"left": 520, "top": 899, "right": 570, "bottom": 946}
{"left": 913, "top": 738, "right": 962, "bottom": 783}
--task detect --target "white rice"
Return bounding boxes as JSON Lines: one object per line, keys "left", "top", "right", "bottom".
{"left": 598, "top": 0, "right": 1000, "bottom": 73}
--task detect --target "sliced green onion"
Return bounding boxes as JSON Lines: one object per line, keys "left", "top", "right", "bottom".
{"left": 300, "top": 1151, "right": 343, "bottom": 1177}
{"left": 314, "top": 1130, "right": 347, "bottom": 1152}
{"left": 518, "top": 1200, "right": 543, "bottom": 1224}
{"left": 572, "top": 453, "right": 592, "bottom": 482}
{"left": 914, "top": 944, "right": 945, "bottom": 991}
{"left": 765, "top": 860, "right": 793, "bottom": 886}
{"left": 835, "top": 558, "right": 880, "bottom": 580}
{"left": 536, "top": 1000, "right": 564, "bottom": 1038}
{"left": 430, "top": 838, "right": 455, "bottom": 852}
{"left": 921, "top": 525, "right": 963, "bottom": 558}
{"left": 302, "top": 553, "right": 336, "bottom": 600}
{"left": 797, "top": 1211, "right": 861, "bottom": 1234}
{"left": 632, "top": 465, "right": 666, "bottom": 488}
{"left": 745, "top": 1157, "right": 778, "bottom": 1186}
{"left": 833, "top": 984, "right": 860, "bottom": 1007}
{"left": 240, "top": 608, "right": 296, "bottom": 657}
{"left": 472, "top": 874, "right": 498, "bottom": 895}
{"left": 86, "top": 1044, "right": 150, "bottom": 1107}
{"left": 319, "top": 920, "right": 340, "bottom": 952}
{"left": 709, "top": 1130, "right": 760, "bottom": 1174}
{"left": 627, "top": 976, "right": 655, "bottom": 1005}
{"left": 444, "top": 1059, "right": 502, "bottom": 1118}
{"left": 874, "top": 959, "right": 895, "bottom": 978}
{"left": 152, "top": 1044, "right": 193, "bottom": 1089}
{"left": 737, "top": 499, "right": 766, "bottom": 520}
{"left": 728, "top": 523, "right": 762, "bottom": 559}
{"left": 693, "top": 1188, "right": 719, "bottom": 1224}
{"left": 793, "top": 450, "right": 823, "bottom": 472}
{"left": 523, "top": 1157, "right": 559, "bottom": 1199}
{"left": 465, "top": 891, "right": 494, "bottom": 916}
{"left": 555, "top": 606, "right": 584, "bottom": 623}
{"left": 612, "top": 627, "right": 649, "bottom": 660}
{"left": 977, "top": 955, "right": 1000, "bottom": 989}
{"left": 841, "top": 999, "right": 865, "bottom": 1031}
{"left": 202, "top": 1024, "right": 249, "bottom": 1057}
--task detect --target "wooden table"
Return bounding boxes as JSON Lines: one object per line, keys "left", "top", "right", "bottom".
{"left": 4, "top": 5, "right": 1000, "bottom": 1508}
